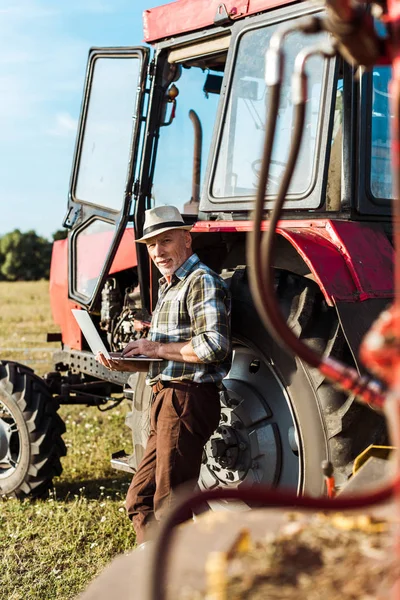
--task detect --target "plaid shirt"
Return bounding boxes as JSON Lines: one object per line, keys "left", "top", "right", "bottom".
{"left": 146, "top": 253, "right": 231, "bottom": 385}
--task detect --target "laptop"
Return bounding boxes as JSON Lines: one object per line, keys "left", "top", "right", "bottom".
{"left": 71, "top": 309, "right": 162, "bottom": 362}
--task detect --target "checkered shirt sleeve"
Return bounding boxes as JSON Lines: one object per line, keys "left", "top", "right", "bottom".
{"left": 188, "top": 273, "right": 231, "bottom": 363}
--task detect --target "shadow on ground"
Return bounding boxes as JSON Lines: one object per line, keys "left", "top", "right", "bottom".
{"left": 52, "top": 472, "right": 132, "bottom": 501}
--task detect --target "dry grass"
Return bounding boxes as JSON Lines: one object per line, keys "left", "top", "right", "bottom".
{"left": 0, "top": 281, "right": 136, "bottom": 600}
{"left": 0, "top": 280, "right": 60, "bottom": 374}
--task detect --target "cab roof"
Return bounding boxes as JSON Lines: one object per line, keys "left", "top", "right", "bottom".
{"left": 143, "top": 0, "right": 296, "bottom": 43}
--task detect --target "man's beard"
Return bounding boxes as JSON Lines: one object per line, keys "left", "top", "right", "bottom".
{"left": 158, "top": 265, "right": 172, "bottom": 276}
{"left": 157, "top": 260, "right": 177, "bottom": 276}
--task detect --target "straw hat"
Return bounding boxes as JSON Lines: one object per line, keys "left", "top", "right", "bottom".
{"left": 136, "top": 206, "right": 192, "bottom": 243}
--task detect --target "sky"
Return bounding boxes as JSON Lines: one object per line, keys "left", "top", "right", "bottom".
{"left": 0, "top": 0, "right": 174, "bottom": 240}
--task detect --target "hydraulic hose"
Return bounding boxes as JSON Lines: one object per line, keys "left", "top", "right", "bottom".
{"left": 247, "top": 37, "right": 386, "bottom": 409}
{"left": 245, "top": 79, "right": 282, "bottom": 345}
{"left": 245, "top": 24, "right": 297, "bottom": 359}
{"left": 248, "top": 42, "right": 335, "bottom": 369}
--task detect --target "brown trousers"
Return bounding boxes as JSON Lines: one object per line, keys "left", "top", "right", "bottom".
{"left": 125, "top": 381, "right": 221, "bottom": 545}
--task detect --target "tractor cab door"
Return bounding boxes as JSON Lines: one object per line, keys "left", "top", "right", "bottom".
{"left": 64, "top": 47, "right": 149, "bottom": 309}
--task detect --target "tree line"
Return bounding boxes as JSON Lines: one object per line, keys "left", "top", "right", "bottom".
{"left": 0, "top": 229, "right": 68, "bottom": 281}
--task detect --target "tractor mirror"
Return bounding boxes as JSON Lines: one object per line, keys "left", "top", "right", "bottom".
{"left": 203, "top": 73, "right": 223, "bottom": 97}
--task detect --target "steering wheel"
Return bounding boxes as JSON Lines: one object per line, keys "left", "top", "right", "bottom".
{"left": 251, "top": 158, "right": 284, "bottom": 188}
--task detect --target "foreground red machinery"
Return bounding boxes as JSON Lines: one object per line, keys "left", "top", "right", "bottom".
{"left": 0, "top": 0, "right": 395, "bottom": 514}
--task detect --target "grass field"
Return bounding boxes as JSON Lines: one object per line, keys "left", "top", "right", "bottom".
{"left": 0, "top": 281, "right": 136, "bottom": 600}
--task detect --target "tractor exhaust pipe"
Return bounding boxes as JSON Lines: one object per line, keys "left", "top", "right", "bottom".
{"left": 184, "top": 109, "right": 202, "bottom": 214}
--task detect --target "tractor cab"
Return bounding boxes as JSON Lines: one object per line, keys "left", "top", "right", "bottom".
{"left": 64, "top": 0, "right": 392, "bottom": 316}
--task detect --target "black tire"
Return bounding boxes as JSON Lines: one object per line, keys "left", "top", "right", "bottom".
{"left": 0, "top": 361, "right": 66, "bottom": 498}
{"left": 199, "top": 268, "right": 387, "bottom": 499}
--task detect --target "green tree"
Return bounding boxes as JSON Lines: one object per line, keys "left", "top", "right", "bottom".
{"left": 52, "top": 229, "right": 68, "bottom": 241}
{"left": 0, "top": 230, "right": 52, "bottom": 281}
{"left": 0, "top": 243, "right": 5, "bottom": 281}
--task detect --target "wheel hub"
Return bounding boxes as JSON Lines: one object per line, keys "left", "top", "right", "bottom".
{"left": 210, "top": 424, "right": 241, "bottom": 470}
{"left": 201, "top": 380, "right": 279, "bottom": 488}
{"left": 0, "top": 417, "right": 9, "bottom": 462}
{"left": 199, "top": 345, "right": 300, "bottom": 498}
{"left": 0, "top": 401, "right": 19, "bottom": 477}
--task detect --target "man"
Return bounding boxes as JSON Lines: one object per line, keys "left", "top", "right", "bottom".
{"left": 97, "top": 205, "right": 231, "bottom": 545}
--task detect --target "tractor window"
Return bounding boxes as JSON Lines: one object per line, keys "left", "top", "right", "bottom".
{"left": 74, "top": 219, "right": 115, "bottom": 299}
{"left": 212, "top": 24, "right": 327, "bottom": 201}
{"left": 75, "top": 57, "right": 141, "bottom": 211}
{"left": 369, "top": 66, "right": 392, "bottom": 200}
{"left": 151, "top": 59, "right": 224, "bottom": 215}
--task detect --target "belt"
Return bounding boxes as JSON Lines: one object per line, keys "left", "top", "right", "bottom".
{"left": 151, "top": 380, "right": 219, "bottom": 395}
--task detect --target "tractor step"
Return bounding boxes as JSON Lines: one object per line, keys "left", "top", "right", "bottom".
{"left": 340, "top": 455, "right": 393, "bottom": 495}
{"left": 110, "top": 450, "right": 136, "bottom": 474}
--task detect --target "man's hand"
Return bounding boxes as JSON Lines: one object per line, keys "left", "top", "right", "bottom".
{"left": 95, "top": 351, "right": 148, "bottom": 372}
{"left": 124, "top": 339, "right": 203, "bottom": 363}
{"left": 122, "top": 339, "right": 161, "bottom": 359}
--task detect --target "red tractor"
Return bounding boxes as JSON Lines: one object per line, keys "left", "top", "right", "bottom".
{"left": 0, "top": 0, "right": 392, "bottom": 502}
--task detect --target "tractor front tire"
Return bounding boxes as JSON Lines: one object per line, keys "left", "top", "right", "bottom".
{"left": 0, "top": 361, "right": 66, "bottom": 498}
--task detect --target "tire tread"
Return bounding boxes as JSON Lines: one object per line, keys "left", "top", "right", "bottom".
{"left": 0, "top": 360, "right": 66, "bottom": 498}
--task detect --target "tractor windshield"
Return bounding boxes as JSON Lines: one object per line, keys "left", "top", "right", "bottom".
{"left": 211, "top": 24, "right": 327, "bottom": 202}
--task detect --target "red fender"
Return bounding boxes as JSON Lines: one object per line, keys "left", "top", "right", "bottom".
{"left": 49, "top": 239, "right": 81, "bottom": 350}
{"left": 191, "top": 219, "right": 394, "bottom": 305}
{"left": 279, "top": 220, "right": 394, "bottom": 305}
{"left": 192, "top": 219, "right": 394, "bottom": 367}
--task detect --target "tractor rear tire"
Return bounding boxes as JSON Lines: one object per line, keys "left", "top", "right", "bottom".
{"left": 202, "top": 268, "right": 387, "bottom": 497}
{"left": 125, "top": 268, "right": 387, "bottom": 500}
{"left": 0, "top": 361, "right": 66, "bottom": 498}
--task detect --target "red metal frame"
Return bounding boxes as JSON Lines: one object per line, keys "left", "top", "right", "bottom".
{"left": 49, "top": 239, "right": 81, "bottom": 350}
{"left": 50, "top": 228, "right": 138, "bottom": 349}
{"left": 143, "top": 0, "right": 292, "bottom": 43}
